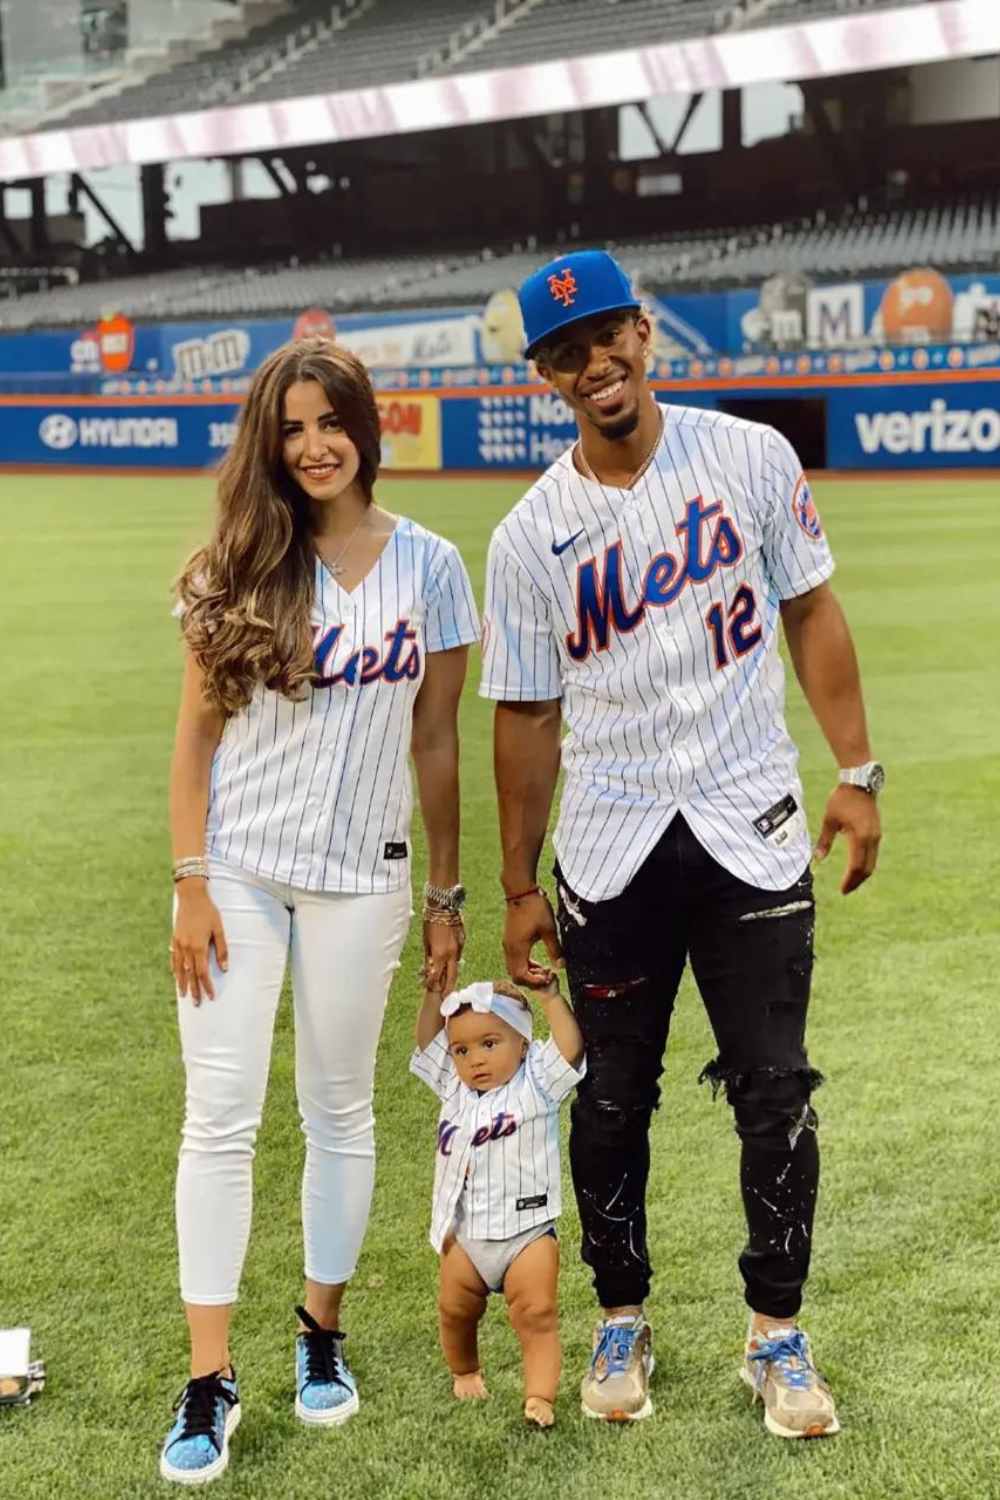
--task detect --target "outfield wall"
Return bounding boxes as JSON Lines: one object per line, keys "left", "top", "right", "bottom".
{"left": 1, "top": 371, "right": 999, "bottom": 472}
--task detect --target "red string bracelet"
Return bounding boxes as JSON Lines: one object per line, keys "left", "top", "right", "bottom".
{"left": 504, "top": 885, "right": 546, "bottom": 904}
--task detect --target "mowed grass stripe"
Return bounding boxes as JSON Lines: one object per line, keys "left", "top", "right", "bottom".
{"left": 0, "top": 472, "right": 996, "bottom": 1500}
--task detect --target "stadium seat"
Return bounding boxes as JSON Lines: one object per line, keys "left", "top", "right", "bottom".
{"left": 3, "top": 195, "right": 996, "bottom": 331}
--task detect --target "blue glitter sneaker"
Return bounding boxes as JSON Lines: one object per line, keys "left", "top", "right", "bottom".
{"left": 159, "top": 1369, "right": 241, "bottom": 1485}
{"left": 294, "top": 1305, "right": 359, "bottom": 1426}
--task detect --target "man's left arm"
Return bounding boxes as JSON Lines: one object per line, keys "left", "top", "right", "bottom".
{"left": 780, "top": 582, "right": 881, "bottom": 895}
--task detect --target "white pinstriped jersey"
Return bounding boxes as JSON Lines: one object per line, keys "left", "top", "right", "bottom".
{"left": 410, "top": 1031, "right": 584, "bottom": 1250}
{"left": 204, "top": 518, "right": 479, "bottom": 893}
{"left": 480, "top": 404, "right": 834, "bottom": 901}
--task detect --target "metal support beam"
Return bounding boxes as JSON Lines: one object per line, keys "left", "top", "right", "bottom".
{"left": 668, "top": 92, "right": 703, "bottom": 155}
{"left": 70, "top": 171, "right": 137, "bottom": 255}
{"left": 722, "top": 88, "right": 742, "bottom": 152}
{"left": 259, "top": 156, "right": 296, "bottom": 197}
{"left": 635, "top": 100, "right": 670, "bottom": 158}
{"left": 29, "top": 178, "right": 48, "bottom": 252}
{"left": 141, "top": 161, "right": 168, "bottom": 257}
{"left": 0, "top": 186, "right": 20, "bottom": 257}
{"left": 800, "top": 81, "right": 857, "bottom": 198}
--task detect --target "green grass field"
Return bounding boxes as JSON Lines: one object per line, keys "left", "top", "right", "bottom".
{"left": 1, "top": 469, "right": 998, "bottom": 1500}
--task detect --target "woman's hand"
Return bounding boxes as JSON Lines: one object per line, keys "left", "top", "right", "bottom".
{"left": 171, "top": 880, "right": 229, "bottom": 1005}
{"left": 421, "top": 917, "right": 464, "bottom": 1000}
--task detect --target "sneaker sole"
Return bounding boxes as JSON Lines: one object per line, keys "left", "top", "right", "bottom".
{"left": 739, "top": 1366, "right": 840, "bottom": 1439}
{"left": 159, "top": 1404, "right": 241, "bottom": 1486}
{"left": 581, "top": 1394, "right": 653, "bottom": 1423}
{"left": 295, "top": 1389, "right": 360, "bottom": 1427}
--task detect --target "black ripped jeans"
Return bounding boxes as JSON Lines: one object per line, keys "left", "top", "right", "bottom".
{"left": 558, "top": 815, "right": 822, "bottom": 1319}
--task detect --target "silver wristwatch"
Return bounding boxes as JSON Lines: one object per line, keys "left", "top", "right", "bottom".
{"left": 424, "top": 881, "right": 466, "bottom": 913}
{"left": 838, "top": 761, "right": 885, "bottom": 795}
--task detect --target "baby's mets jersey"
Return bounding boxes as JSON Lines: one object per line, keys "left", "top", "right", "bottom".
{"left": 410, "top": 1032, "right": 584, "bottom": 1251}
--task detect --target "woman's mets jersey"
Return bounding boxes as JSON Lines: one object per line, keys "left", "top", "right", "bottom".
{"left": 205, "top": 517, "right": 479, "bottom": 893}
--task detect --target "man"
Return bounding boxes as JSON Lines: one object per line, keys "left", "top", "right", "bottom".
{"left": 479, "top": 249, "right": 882, "bottom": 1436}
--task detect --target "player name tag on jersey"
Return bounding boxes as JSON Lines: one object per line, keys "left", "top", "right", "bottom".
{"left": 753, "top": 794, "right": 805, "bottom": 848}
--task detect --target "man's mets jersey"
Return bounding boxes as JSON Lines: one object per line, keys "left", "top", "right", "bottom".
{"left": 480, "top": 404, "right": 834, "bottom": 901}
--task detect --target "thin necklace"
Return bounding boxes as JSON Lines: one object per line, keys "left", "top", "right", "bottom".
{"left": 317, "top": 511, "right": 368, "bottom": 579}
{"left": 576, "top": 404, "right": 664, "bottom": 490}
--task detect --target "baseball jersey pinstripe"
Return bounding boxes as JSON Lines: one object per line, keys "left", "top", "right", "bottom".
{"left": 410, "top": 1031, "right": 584, "bottom": 1250}
{"left": 204, "top": 517, "right": 479, "bottom": 893}
{"left": 480, "top": 404, "right": 834, "bottom": 901}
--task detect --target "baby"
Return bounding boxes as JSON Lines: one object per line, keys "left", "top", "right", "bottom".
{"left": 411, "top": 977, "right": 585, "bottom": 1427}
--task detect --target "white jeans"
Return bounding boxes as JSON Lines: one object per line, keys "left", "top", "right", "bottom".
{"left": 175, "top": 859, "right": 411, "bottom": 1305}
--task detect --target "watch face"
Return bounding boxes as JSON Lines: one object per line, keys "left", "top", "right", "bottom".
{"left": 868, "top": 763, "right": 885, "bottom": 794}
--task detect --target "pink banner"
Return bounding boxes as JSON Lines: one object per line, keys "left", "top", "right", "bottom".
{"left": 1, "top": 0, "right": 996, "bottom": 180}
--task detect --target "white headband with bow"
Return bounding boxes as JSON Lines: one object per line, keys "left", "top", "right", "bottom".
{"left": 440, "top": 981, "right": 533, "bottom": 1041}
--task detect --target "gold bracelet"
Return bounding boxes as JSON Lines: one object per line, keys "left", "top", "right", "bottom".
{"left": 423, "top": 908, "right": 465, "bottom": 927}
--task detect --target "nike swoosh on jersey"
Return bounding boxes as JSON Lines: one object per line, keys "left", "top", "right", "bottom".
{"left": 552, "top": 530, "right": 585, "bottom": 556}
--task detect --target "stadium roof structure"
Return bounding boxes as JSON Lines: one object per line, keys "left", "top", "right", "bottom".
{"left": 0, "top": 0, "right": 996, "bottom": 182}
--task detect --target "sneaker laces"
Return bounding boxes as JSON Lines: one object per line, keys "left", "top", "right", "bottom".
{"left": 746, "top": 1329, "right": 816, "bottom": 1391}
{"left": 296, "top": 1305, "right": 350, "bottom": 1391}
{"left": 171, "top": 1372, "right": 236, "bottom": 1451}
{"left": 592, "top": 1320, "right": 643, "bottom": 1383}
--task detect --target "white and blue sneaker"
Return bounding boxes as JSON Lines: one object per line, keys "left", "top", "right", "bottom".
{"left": 294, "top": 1305, "right": 359, "bottom": 1426}
{"left": 159, "top": 1369, "right": 241, "bottom": 1485}
{"left": 742, "top": 1325, "right": 840, "bottom": 1439}
{"left": 580, "top": 1315, "right": 654, "bottom": 1422}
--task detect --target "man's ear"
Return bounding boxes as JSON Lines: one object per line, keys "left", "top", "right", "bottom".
{"left": 634, "top": 312, "right": 653, "bottom": 355}
{"left": 531, "top": 353, "right": 557, "bottom": 391}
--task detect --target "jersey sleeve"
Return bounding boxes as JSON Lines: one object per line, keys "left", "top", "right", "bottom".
{"left": 424, "top": 539, "right": 481, "bottom": 654}
{"left": 409, "top": 1031, "right": 457, "bottom": 1100}
{"left": 526, "top": 1035, "right": 586, "bottom": 1107}
{"left": 479, "top": 529, "right": 562, "bottom": 701}
{"left": 760, "top": 428, "right": 835, "bottom": 600}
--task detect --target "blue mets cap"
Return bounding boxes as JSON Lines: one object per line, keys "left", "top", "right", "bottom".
{"left": 518, "top": 249, "right": 641, "bottom": 360}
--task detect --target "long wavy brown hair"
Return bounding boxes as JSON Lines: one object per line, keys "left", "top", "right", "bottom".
{"left": 176, "top": 338, "right": 381, "bottom": 713}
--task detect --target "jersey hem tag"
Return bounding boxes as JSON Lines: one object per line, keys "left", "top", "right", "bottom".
{"left": 383, "top": 841, "right": 408, "bottom": 860}
{"left": 516, "top": 1194, "right": 548, "bottom": 1211}
{"left": 752, "top": 794, "right": 804, "bottom": 847}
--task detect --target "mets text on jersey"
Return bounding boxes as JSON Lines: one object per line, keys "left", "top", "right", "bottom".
{"left": 312, "top": 618, "right": 421, "bottom": 687}
{"left": 438, "top": 1112, "right": 517, "bottom": 1156}
{"left": 566, "top": 495, "right": 744, "bottom": 660}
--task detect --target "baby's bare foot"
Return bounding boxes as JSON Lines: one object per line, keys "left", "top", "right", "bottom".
{"left": 453, "top": 1371, "right": 488, "bottom": 1400}
{"left": 525, "top": 1396, "right": 555, "bottom": 1428}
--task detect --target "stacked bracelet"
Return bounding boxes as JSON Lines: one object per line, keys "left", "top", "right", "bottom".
{"left": 173, "top": 857, "right": 210, "bottom": 883}
{"left": 423, "top": 907, "right": 465, "bottom": 928}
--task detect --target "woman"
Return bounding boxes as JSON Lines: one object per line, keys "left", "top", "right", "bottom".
{"left": 161, "top": 338, "right": 478, "bottom": 1485}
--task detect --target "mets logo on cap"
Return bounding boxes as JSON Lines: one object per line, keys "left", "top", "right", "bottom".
{"left": 792, "top": 475, "right": 824, "bottom": 540}
{"left": 548, "top": 268, "right": 578, "bottom": 307}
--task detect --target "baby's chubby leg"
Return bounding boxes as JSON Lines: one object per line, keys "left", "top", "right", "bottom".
{"left": 439, "top": 1234, "right": 489, "bottom": 1399}
{"left": 504, "top": 1233, "right": 560, "bottom": 1427}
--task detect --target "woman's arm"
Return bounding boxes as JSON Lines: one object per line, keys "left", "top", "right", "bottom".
{"left": 170, "top": 651, "right": 229, "bottom": 1003}
{"left": 411, "top": 645, "right": 470, "bottom": 997}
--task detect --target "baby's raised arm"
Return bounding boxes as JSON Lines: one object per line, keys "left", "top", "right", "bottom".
{"left": 536, "top": 977, "right": 584, "bottom": 1068}
{"left": 415, "top": 988, "right": 446, "bottom": 1051}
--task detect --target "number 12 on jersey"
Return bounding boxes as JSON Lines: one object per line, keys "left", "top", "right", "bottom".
{"left": 705, "top": 585, "right": 762, "bottom": 670}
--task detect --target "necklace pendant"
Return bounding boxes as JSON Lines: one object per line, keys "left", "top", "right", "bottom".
{"left": 328, "top": 559, "right": 345, "bottom": 577}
